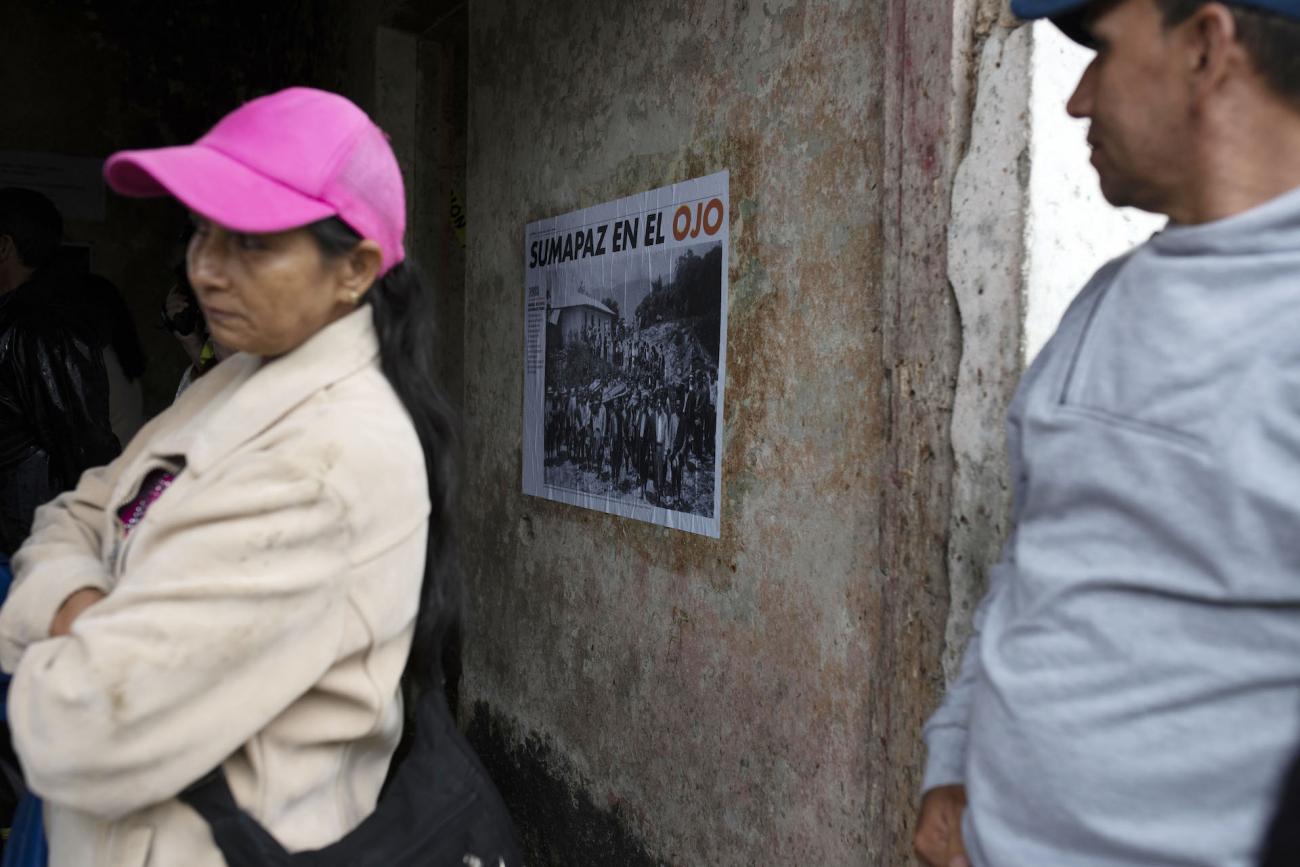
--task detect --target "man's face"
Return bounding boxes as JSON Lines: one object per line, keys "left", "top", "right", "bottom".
{"left": 1068, "top": 0, "right": 1194, "bottom": 215}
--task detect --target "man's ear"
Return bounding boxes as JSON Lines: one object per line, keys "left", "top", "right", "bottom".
{"left": 336, "top": 239, "right": 384, "bottom": 305}
{"left": 1183, "top": 3, "right": 1245, "bottom": 105}
{"left": 0, "top": 235, "right": 15, "bottom": 263}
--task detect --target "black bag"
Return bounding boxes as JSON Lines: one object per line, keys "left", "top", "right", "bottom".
{"left": 180, "top": 688, "right": 522, "bottom": 867}
{"left": 1261, "top": 748, "right": 1300, "bottom": 867}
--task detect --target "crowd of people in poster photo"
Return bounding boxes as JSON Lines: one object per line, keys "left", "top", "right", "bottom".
{"left": 542, "top": 241, "right": 722, "bottom": 518}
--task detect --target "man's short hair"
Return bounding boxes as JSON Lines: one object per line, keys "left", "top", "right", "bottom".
{"left": 1155, "top": 1, "right": 1300, "bottom": 110}
{"left": 0, "top": 188, "right": 63, "bottom": 270}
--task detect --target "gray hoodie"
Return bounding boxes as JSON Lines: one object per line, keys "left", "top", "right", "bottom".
{"left": 924, "top": 187, "right": 1300, "bottom": 867}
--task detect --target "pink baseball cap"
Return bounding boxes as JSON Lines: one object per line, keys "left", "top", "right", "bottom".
{"left": 104, "top": 87, "right": 406, "bottom": 273}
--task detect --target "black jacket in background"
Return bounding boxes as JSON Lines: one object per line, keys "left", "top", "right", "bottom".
{"left": 0, "top": 274, "right": 120, "bottom": 554}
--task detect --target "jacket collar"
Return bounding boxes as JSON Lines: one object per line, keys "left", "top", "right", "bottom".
{"left": 149, "top": 305, "right": 380, "bottom": 477}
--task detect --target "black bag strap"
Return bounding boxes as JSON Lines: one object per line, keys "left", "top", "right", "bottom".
{"left": 1261, "top": 749, "right": 1300, "bottom": 867}
{"left": 179, "top": 768, "right": 292, "bottom": 867}
{"left": 180, "top": 689, "right": 522, "bottom": 867}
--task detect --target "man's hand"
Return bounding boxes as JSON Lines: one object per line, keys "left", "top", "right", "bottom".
{"left": 914, "top": 784, "right": 970, "bottom": 867}
{"left": 50, "top": 588, "right": 107, "bottom": 637}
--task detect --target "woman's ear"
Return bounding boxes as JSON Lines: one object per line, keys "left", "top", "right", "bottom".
{"left": 336, "top": 239, "right": 384, "bottom": 305}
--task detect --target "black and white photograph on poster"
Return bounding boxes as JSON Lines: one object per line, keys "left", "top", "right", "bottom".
{"left": 522, "top": 171, "right": 728, "bottom": 537}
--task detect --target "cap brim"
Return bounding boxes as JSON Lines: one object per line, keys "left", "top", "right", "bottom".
{"left": 104, "top": 144, "right": 335, "bottom": 233}
{"left": 1051, "top": 10, "right": 1094, "bottom": 45}
{"left": 1009, "top": 0, "right": 1088, "bottom": 19}
{"left": 1009, "top": 0, "right": 1095, "bottom": 45}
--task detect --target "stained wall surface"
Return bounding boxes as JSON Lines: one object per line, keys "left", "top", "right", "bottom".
{"left": 459, "top": 1, "right": 967, "bottom": 862}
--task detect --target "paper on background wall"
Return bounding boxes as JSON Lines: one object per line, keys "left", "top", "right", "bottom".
{"left": 522, "top": 171, "right": 729, "bottom": 538}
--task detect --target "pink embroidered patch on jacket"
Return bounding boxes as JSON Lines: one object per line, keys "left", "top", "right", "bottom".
{"left": 116, "top": 469, "right": 176, "bottom": 537}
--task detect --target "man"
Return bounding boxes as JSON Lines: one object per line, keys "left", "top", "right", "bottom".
{"left": 0, "top": 189, "right": 117, "bottom": 555}
{"left": 591, "top": 394, "right": 607, "bottom": 475}
{"left": 634, "top": 391, "right": 652, "bottom": 498}
{"left": 686, "top": 369, "right": 710, "bottom": 461}
{"left": 544, "top": 387, "right": 556, "bottom": 461}
{"left": 667, "top": 386, "right": 686, "bottom": 504}
{"left": 565, "top": 386, "right": 578, "bottom": 460}
{"left": 652, "top": 391, "right": 670, "bottom": 502}
{"left": 915, "top": 3, "right": 1300, "bottom": 866}
{"left": 607, "top": 394, "right": 626, "bottom": 489}
{"left": 578, "top": 394, "right": 592, "bottom": 469}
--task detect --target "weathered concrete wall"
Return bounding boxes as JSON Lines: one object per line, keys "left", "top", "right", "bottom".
{"left": 944, "top": 14, "right": 1027, "bottom": 685}
{"left": 461, "top": 0, "right": 971, "bottom": 862}
{"left": 867, "top": 0, "right": 974, "bottom": 854}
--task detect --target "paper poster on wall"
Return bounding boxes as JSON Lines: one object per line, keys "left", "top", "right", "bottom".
{"left": 523, "top": 171, "right": 728, "bottom": 538}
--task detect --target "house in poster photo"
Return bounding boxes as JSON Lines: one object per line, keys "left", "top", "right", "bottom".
{"left": 546, "top": 290, "right": 616, "bottom": 351}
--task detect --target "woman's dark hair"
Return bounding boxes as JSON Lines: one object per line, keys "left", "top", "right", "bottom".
{"left": 306, "top": 217, "right": 461, "bottom": 697}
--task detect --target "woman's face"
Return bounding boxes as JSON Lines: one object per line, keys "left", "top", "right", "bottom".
{"left": 186, "top": 216, "right": 364, "bottom": 358}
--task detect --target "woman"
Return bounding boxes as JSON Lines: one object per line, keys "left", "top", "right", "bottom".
{"left": 0, "top": 87, "right": 457, "bottom": 867}
{"left": 160, "top": 256, "right": 235, "bottom": 399}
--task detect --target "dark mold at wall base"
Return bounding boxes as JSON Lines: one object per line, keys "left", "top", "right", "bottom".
{"left": 466, "top": 701, "right": 668, "bottom": 867}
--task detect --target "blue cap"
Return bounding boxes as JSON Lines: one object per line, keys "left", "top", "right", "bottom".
{"left": 1009, "top": 0, "right": 1091, "bottom": 41}
{"left": 1012, "top": 0, "right": 1300, "bottom": 43}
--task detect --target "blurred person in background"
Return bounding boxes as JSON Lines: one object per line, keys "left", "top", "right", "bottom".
{"left": 0, "top": 188, "right": 118, "bottom": 556}
{"left": 160, "top": 260, "right": 233, "bottom": 398}
{"left": 65, "top": 274, "right": 147, "bottom": 446}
